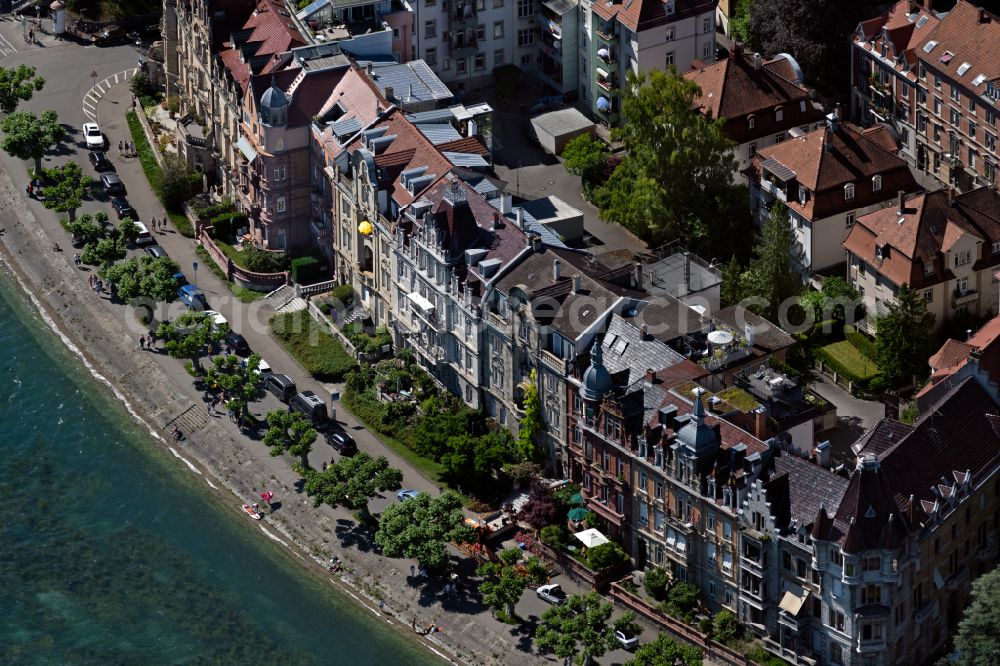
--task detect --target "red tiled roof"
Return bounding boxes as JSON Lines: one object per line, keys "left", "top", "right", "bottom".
{"left": 684, "top": 52, "right": 823, "bottom": 144}
{"left": 217, "top": 0, "right": 304, "bottom": 91}
{"left": 593, "top": 0, "right": 715, "bottom": 36}
{"left": 437, "top": 136, "right": 489, "bottom": 156}
{"left": 853, "top": 0, "right": 940, "bottom": 84}
{"left": 929, "top": 338, "right": 974, "bottom": 372}
{"left": 914, "top": 1, "right": 1000, "bottom": 91}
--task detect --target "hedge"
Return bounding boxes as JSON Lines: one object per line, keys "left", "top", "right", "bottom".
{"left": 844, "top": 325, "right": 877, "bottom": 361}
{"left": 290, "top": 256, "right": 321, "bottom": 284}
{"left": 270, "top": 310, "right": 357, "bottom": 381}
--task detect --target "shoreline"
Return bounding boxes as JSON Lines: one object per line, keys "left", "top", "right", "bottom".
{"left": 0, "top": 164, "right": 505, "bottom": 664}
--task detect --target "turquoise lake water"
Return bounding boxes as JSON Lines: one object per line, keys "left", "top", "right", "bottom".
{"left": 0, "top": 267, "right": 436, "bottom": 665}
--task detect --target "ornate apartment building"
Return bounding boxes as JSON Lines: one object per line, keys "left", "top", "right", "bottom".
{"left": 851, "top": 0, "right": 1000, "bottom": 191}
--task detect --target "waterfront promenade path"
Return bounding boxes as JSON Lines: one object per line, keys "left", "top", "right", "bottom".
{"left": 0, "top": 33, "right": 659, "bottom": 665}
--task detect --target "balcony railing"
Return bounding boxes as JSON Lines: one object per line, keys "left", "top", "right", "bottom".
{"left": 596, "top": 26, "right": 617, "bottom": 42}
{"left": 596, "top": 77, "right": 617, "bottom": 92}
{"left": 761, "top": 177, "right": 788, "bottom": 201}
{"left": 953, "top": 287, "right": 978, "bottom": 306}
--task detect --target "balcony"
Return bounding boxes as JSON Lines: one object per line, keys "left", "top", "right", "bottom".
{"left": 952, "top": 287, "right": 978, "bottom": 307}
{"left": 595, "top": 23, "right": 617, "bottom": 43}
{"left": 761, "top": 177, "right": 789, "bottom": 202}
{"left": 449, "top": 36, "right": 478, "bottom": 59}
{"left": 586, "top": 495, "right": 626, "bottom": 527}
{"left": 596, "top": 75, "right": 617, "bottom": 92}
{"left": 761, "top": 637, "right": 818, "bottom": 666}
{"left": 596, "top": 47, "right": 616, "bottom": 64}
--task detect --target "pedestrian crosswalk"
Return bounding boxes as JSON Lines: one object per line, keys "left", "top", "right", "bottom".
{"left": 82, "top": 66, "right": 140, "bottom": 123}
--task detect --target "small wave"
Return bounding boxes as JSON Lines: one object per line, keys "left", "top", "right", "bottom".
{"left": 167, "top": 446, "right": 203, "bottom": 476}
{"left": 0, "top": 257, "right": 171, "bottom": 457}
{"left": 258, "top": 526, "right": 289, "bottom": 548}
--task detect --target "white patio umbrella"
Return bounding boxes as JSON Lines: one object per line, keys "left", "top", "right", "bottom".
{"left": 573, "top": 528, "right": 610, "bottom": 548}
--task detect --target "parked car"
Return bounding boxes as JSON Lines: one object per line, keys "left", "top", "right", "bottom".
{"left": 111, "top": 197, "right": 136, "bottom": 219}
{"left": 100, "top": 173, "right": 125, "bottom": 195}
{"left": 82, "top": 122, "right": 104, "bottom": 150}
{"left": 289, "top": 390, "right": 328, "bottom": 426}
{"left": 177, "top": 285, "right": 208, "bottom": 310}
{"left": 144, "top": 244, "right": 167, "bottom": 259}
{"left": 173, "top": 272, "right": 188, "bottom": 287}
{"left": 396, "top": 489, "right": 421, "bottom": 502}
{"left": 536, "top": 584, "right": 567, "bottom": 605}
{"left": 224, "top": 331, "right": 251, "bottom": 356}
{"left": 203, "top": 311, "right": 229, "bottom": 333}
{"left": 132, "top": 220, "right": 154, "bottom": 246}
{"left": 241, "top": 356, "right": 271, "bottom": 376}
{"left": 615, "top": 629, "right": 639, "bottom": 651}
{"left": 94, "top": 25, "right": 127, "bottom": 46}
{"left": 328, "top": 431, "right": 357, "bottom": 455}
{"left": 88, "top": 151, "right": 113, "bottom": 172}
{"left": 264, "top": 373, "right": 296, "bottom": 402}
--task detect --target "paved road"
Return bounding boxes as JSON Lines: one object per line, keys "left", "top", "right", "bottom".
{"left": 811, "top": 374, "right": 885, "bottom": 466}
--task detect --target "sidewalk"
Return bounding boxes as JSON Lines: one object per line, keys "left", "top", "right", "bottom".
{"left": 0, "top": 78, "right": 549, "bottom": 666}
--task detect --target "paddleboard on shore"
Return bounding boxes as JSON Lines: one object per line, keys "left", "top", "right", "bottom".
{"left": 242, "top": 503, "right": 262, "bottom": 520}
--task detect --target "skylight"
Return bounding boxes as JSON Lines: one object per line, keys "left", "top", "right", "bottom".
{"left": 957, "top": 62, "right": 972, "bottom": 76}
{"left": 940, "top": 51, "right": 954, "bottom": 64}
{"left": 923, "top": 40, "right": 938, "bottom": 53}
{"left": 973, "top": 74, "right": 987, "bottom": 86}
{"left": 916, "top": 15, "right": 929, "bottom": 28}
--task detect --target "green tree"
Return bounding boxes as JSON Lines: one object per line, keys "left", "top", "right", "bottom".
{"left": 586, "top": 541, "right": 628, "bottom": 570}
{"left": 156, "top": 311, "right": 224, "bottom": 372}
{"left": 155, "top": 153, "right": 194, "bottom": 209}
{"left": 68, "top": 213, "right": 104, "bottom": 247}
{"left": 728, "top": 0, "right": 753, "bottom": 46}
{"left": 664, "top": 582, "right": 702, "bottom": 622}
{"left": 263, "top": 410, "right": 317, "bottom": 471}
{"left": 441, "top": 430, "right": 517, "bottom": 491}
{"left": 42, "top": 161, "right": 91, "bottom": 221}
{"left": 82, "top": 236, "right": 126, "bottom": 268}
{"left": 597, "top": 68, "right": 740, "bottom": 250}
{"left": 476, "top": 547, "right": 549, "bottom": 619}
{"left": 0, "top": 64, "right": 45, "bottom": 113}
{"left": 129, "top": 72, "right": 157, "bottom": 100}
{"left": 874, "top": 283, "right": 935, "bottom": 388}
{"left": 374, "top": 492, "right": 476, "bottom": 570}
{"left": 203, "top": 353, "right": 261, "bottom": 421}
{"left": 516, "top": 369, "right": 546, "bottom": 463}
{"left": 740, "top": 203, "right": 803, "bottom": 321}
{"left": 626, "top": 633, "right": 703, "bottom": 666}
{"left": 712, "top": 610, "right": 739, "bottom": 644}
{"left": 643, "top": 567, "right": 669, "bottom": 601}
{"left": 800, "top": 276, "right": 859, "bottom": 324}
{"left": 118, "top": 217, "right": 141, "bottom": 246}
{"left": 562, "top": 134, "right": 607, "bottom": 185}
{"left": 1, "top": 110, "right": 64, "bottom": 177}
{"left": 950, "top": 566, "right": 1000, "bottom": 666}
{"left": 100, "top": 255, "right": 181, "bottom": 302}
{"left": 303, "top": 451, "right": 403, "bottom": 521}
{"left": 720, "top": 255, "right": 745, "bottom": 308}
{"left": 535, "top": 592, "right": 642, "bottom": 665}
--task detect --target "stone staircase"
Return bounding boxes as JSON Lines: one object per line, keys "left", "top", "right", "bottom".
{"left": 342, "top": 305, "right": 368, "bottom": 326}
{"left": 165, "top": 404, "right": 212, "bottom": 438}
{"left": 276, "top": 297, "right": 307, "bottom": 313}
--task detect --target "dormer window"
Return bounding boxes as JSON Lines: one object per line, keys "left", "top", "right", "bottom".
{"left": 875, "top": 244, "right": 888, "bottom": 260}
{"left": 798, "top": 187, "right": 808, "bottom": 205}
{"left": 872, "top": 175, "right": 882, "bottom": 192}
{"left": 924, "top": 260, "right": 934, "bottom": 276}
{"left": 845, "top": 183, "right": 856, "bottom": 200}
{"left": 665, "top": 0, "right": 675, "bottom": 15}
{"left": 800, "top": 100, "right": 807, "bottom": 113}
{"left": 775, "top": 107, "right": 784, "bottom": 122}
{"left": 748, "top": 114, "right": 756, "bottom": 129}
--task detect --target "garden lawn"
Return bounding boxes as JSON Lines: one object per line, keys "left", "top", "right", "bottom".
{"left": 821, "top": 340, "right": 880, "bottom": 381}
{"left": 270, "top": 310, "right": 357, "bottom": 382}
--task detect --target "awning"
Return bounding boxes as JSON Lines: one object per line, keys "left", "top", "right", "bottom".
{"left": 779, "top": 584, "right": 810, "bottom": 616}
{"left": 407, "top": 291, "right": 434, "bottom": 313}
{"left": 358, "top": 220, "right": 374, "bottom": 236}
{"left": 596, "top": 96, "right": 611, "bottom": 111}
{"left": 595, "top": 67, "right": 609, "bottom": 78}
{"left": 235, "top": 136, "right": 258, "bottom": 163}
{"left": 573, "top": 528, "right": 609, "bottom": 548}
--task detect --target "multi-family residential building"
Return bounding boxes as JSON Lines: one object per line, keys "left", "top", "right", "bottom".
{"left": 582, "top": 0, "right": 717, "bottom": 124}
{"left": 918, "top": 314, "right": 1000, "bottom": 409}
{"left": 292, "top": 0, "right": 415, "bottom": 62}
{"left": 849, "top": 0, "right": 940, "bottom": 171}
{"left": 851, "top": 0, "right": 1000, "bottom": 191}
{"left": 748, "top": 111, "right": 919, "bottom": 274}
{"left": 685, "top": 47, "right": 826, "bottom": 180}
{"left": 842, "top": 187, "right": 1000, "bottom": 332}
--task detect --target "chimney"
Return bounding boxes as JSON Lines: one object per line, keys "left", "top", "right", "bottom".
{"left": 532, "top": 234, "right": 543, "bottom": 252}
{"left": 732, "top": 41, "right": 743, "bottom": 57}
{"left": 384, "top": 86, "right": 394, "bottom": 101}
{"left": 515, "top": 207, "right": 524, "bottom": 229}
{"left": 834, "top": 103, "right": 842, "bottom": 121}
{"left": 572, "top": 275, "right": 581, "bottom": 293}
{"left": 897, "top": 190, "right": 906, "bottom": 214}
{"left": 967, "top": 328, "right": 974, "bottom": 341}
{"left": 366, "top": 62, "right": 373, "bottom": 77}
{"left": 633, "top": 262, "right": 643, "bottom": 289}
{"left": 640, "top": 324, "right": 648, "bottom": 339}
{"left": 491, "top": 211, "right": 500, "bottom": 230}
{"left": 645, "top": 368, "right": 656, "bottom": 384}
{"left": 407, "top": 83, "right": 413, "bottom": 100}
{"left": 949, "top": 188, "right": 956, "bottom": 206}
{"left": 908, "top": 0, "right": 916, "bottom": 13}
{"left": 814, "top": 440, "right": 832, "bottom": 468}
{"left": 753, "top": 52, "right": 762, "bottom": 71}
{"left": 753, "top": 407, "right": 768, "bottom": 438}
{"left": 500, "top": 193, "right": 513, "bottom": 214}
{"left": 745, "top": 322, "right": 755, "bottom": 346}
{"left": 553, "top": 258, "right": 561, "bottom": 281}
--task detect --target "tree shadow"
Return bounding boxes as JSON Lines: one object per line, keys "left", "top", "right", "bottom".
{"left": 334, "top": 517, "right": 378, "bottom": 553}
{"left": 511, "top": 615, "right": 539, "bottom": 653}
{"left": 292, "top": 477, "right": 305, "bottom": 494}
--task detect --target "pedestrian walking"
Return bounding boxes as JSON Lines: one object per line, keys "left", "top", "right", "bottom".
{"left": 410, "top": 565, "right": 415, "bottom": 577}
{"left": 138, "top": 335, "right": 145, "bottom": 350}
{"left": 73, "top": 253, "right": 81, "bottom": 268}
{"left": 378, "top": 599, "right": 385, "bottom": 612}
{"left": 95, "top": 279, "right": 103, "bottom": 294}
{"left": 207, "top": 402, "right": 215, "bottom": 416}
{"left": 129, "top": 141, "right": 135, "bottom": 156}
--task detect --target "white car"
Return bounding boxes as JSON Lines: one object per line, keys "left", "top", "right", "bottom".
{"left": 203, "top": 310, "right": 228, "bottom": 330}
{"left": 615, "top": 629, "right": 640, "bottom": 651}
{"left": 536, "top": 584, "right": 567, "bottom": 605}
{"left": 82, "top": 123, "right": 104, "bottom": 150}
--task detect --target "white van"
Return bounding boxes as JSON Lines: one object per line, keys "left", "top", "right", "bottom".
{"left": 134, "top": 221, "right": 154, "bottom": 246}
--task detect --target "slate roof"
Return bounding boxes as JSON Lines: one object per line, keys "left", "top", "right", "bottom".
{"left": 772, "top": 455, "right": 850, "bottom": 531}
{"left": 851, "top": 417, "right": 915, "bottom": 458}
{"left": 684, "top": 51, "right": 823, "bottom": 144}
{"left": 601, "top": 314, "right": 686, "bottom": 383}
{"left": 357, "top": 59, "right": 453, "bottom": 105}
{"left": 828, "top": 377, "right": 1000, "bottom": 550}
{"left": 843, "top": 187, "right": 1000, "bottom": 289}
